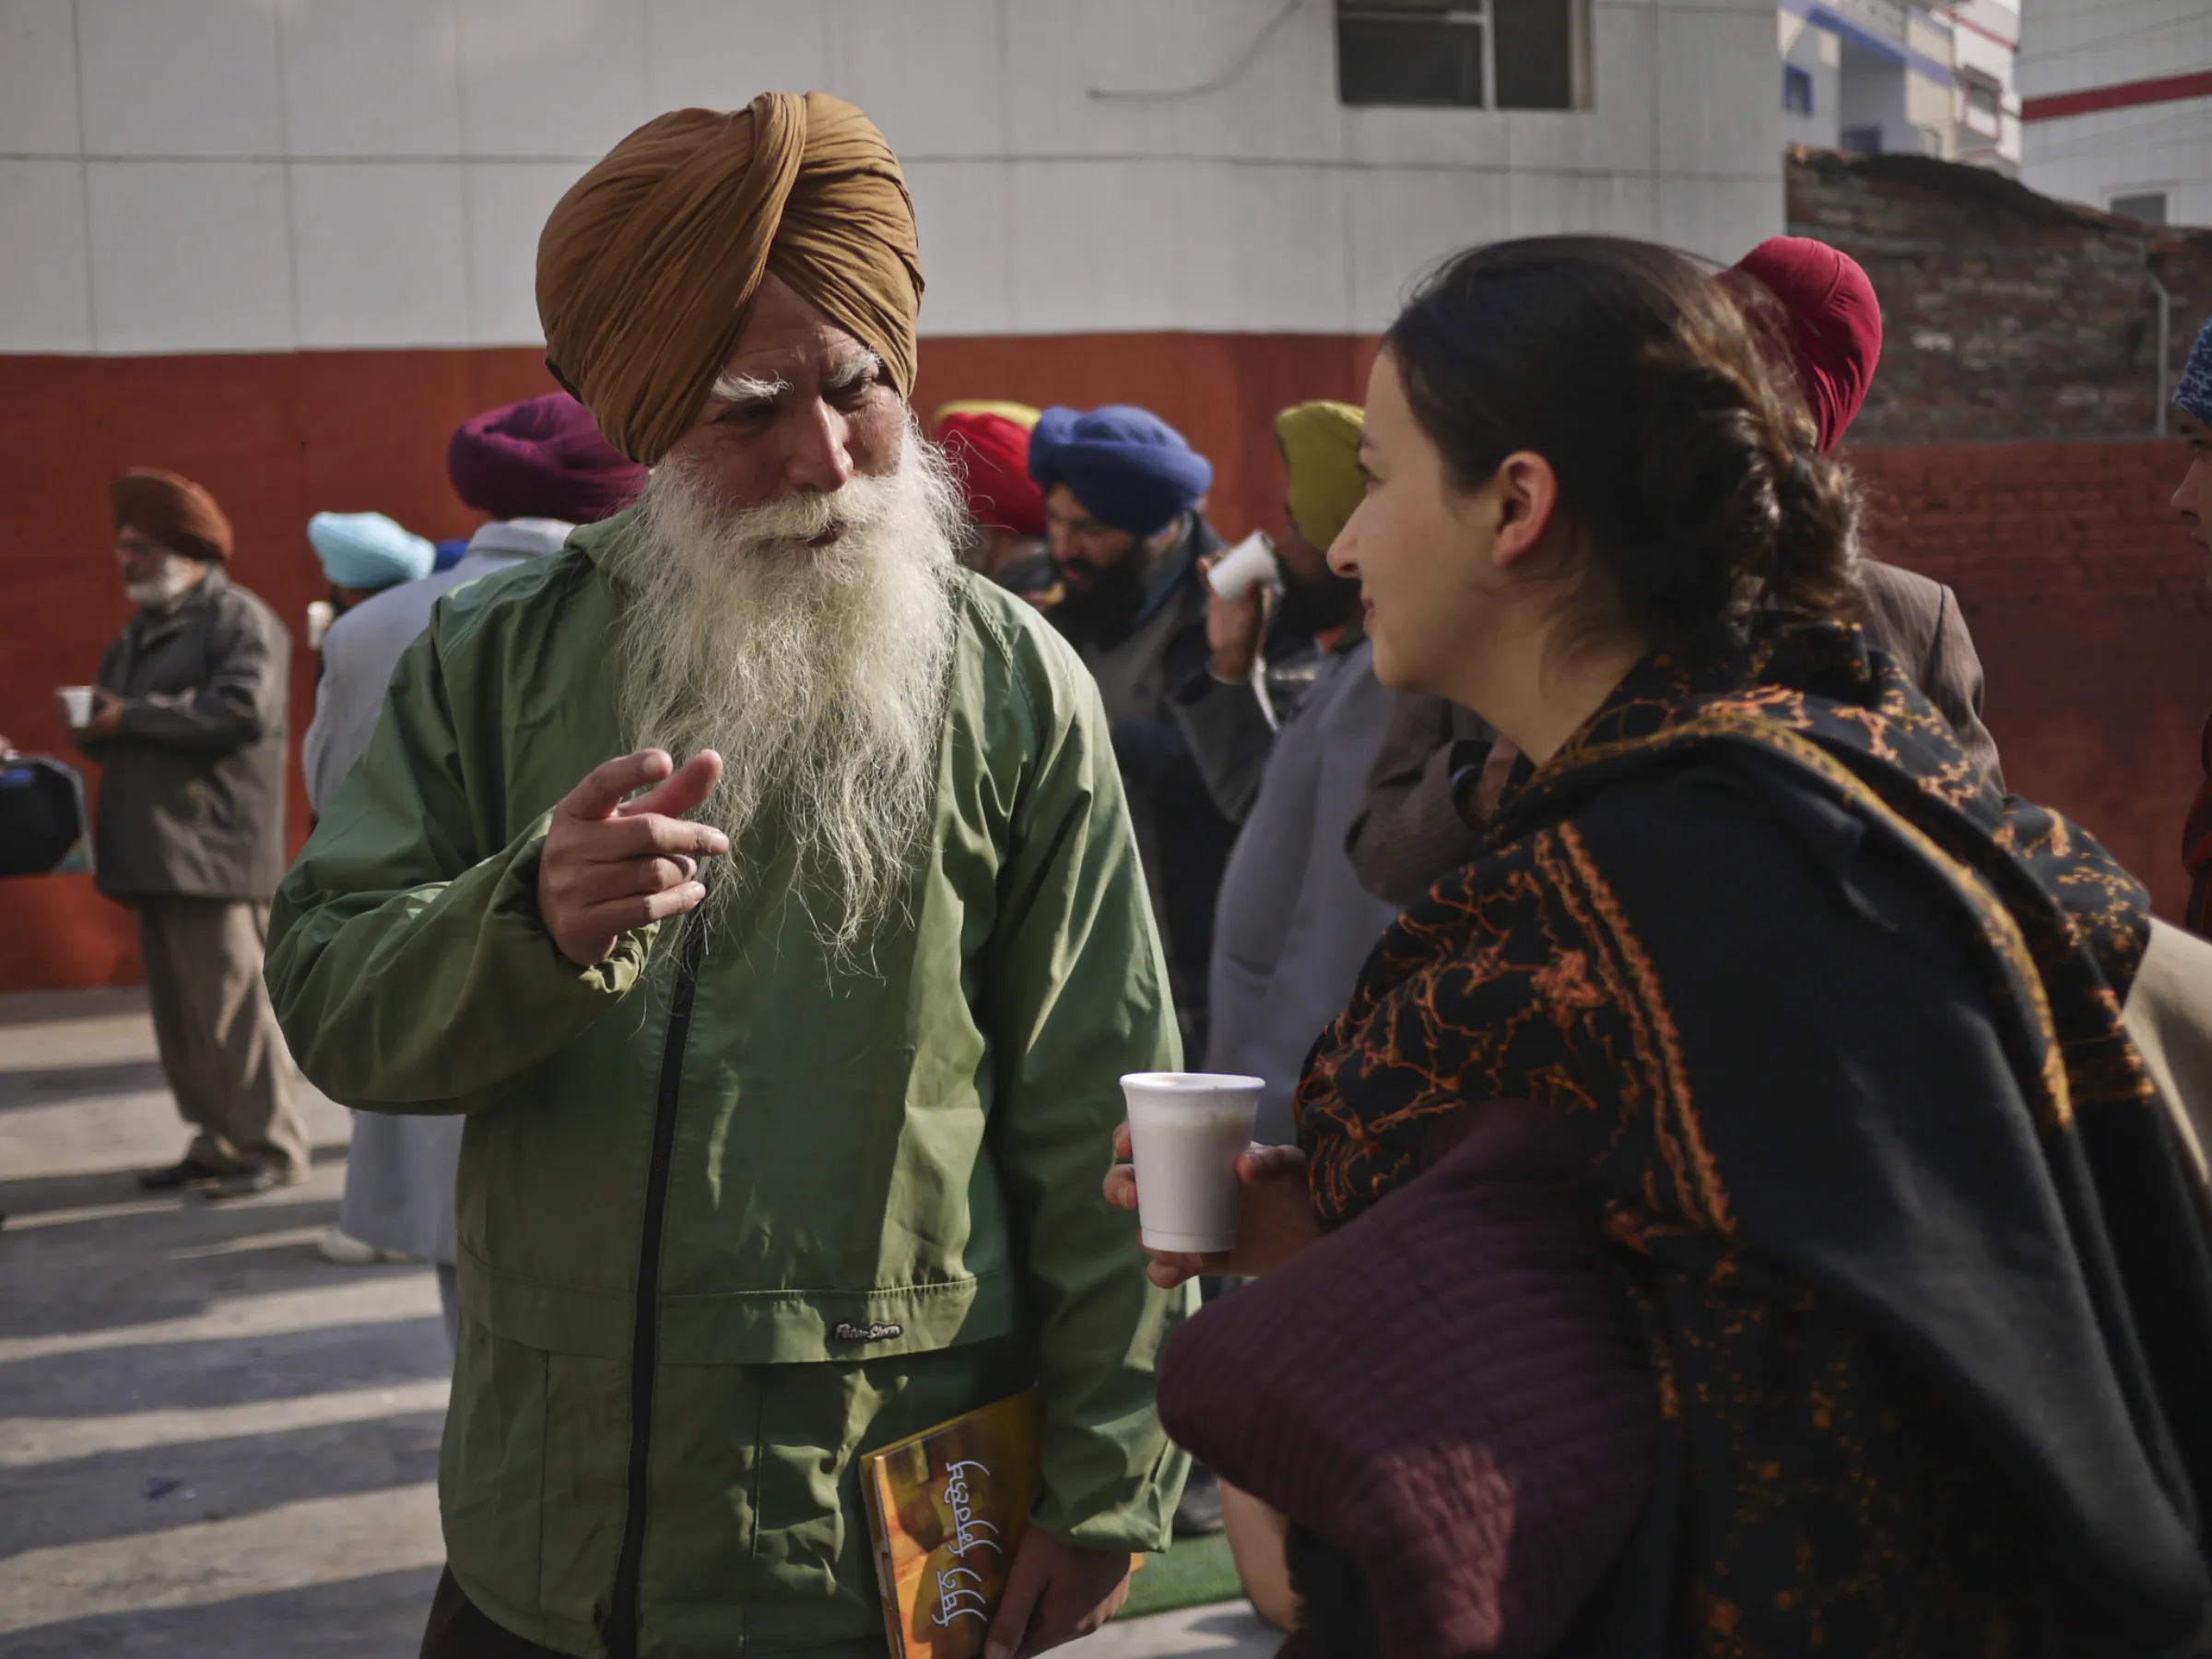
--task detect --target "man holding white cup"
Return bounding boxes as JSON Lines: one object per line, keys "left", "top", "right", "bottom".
{"left": 62, "top": 469, "right": 305, "bottom": 1198}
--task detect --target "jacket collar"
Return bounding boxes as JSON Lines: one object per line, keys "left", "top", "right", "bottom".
{"left": 131, "top": 563, "right": 228, "bottom": 641}
{"left": 467, "top": 517, "right": 575, "bottom": 560}
{"left": 569, "top": 505, "right": 645, "bottom": 587}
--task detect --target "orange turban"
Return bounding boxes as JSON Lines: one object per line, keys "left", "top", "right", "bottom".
{"left": 110, "top": 469, "right": 232, "bottom": 564}
{"left": 536, "top": 91, "right": 923, "bottom": 466}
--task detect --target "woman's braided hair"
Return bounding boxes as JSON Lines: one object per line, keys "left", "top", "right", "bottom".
{"left": 1383, "top": 235, "right": 1861, "bottom": 648}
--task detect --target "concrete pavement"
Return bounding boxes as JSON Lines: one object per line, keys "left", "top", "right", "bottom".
{"left": 0, "top": 986, "right": 1275, "bottom": 1658}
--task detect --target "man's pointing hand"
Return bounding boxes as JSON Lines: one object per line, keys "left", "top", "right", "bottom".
{"left": 538, "top": 747, "right": 727, "bottom": 966}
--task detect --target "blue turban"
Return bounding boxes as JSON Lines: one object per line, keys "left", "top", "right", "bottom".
{"left": 1027, "top": 406, "right": 1214, "bottom": 538}
{"left": 2178, "top": 318, "right": 2212, "bottom": 426}
{"left": 307, "top": 512, "right": 435, "bottom": 589}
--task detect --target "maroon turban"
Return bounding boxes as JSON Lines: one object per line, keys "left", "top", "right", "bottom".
{"left": 1728, "top": 236, "right": 1883, "bottom": 453}
{"left": 935, "top": 411, "right": 1047, "bottom": 537}
{"left": 446, "top": 393, "right": 646, "bottom": 525}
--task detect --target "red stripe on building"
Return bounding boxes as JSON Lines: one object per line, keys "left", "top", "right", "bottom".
{"left": 2022, "top": 69, "right": 2212, "bottom": 123}
{"left": 1940, "top": 9, "right": 2016, "bottom": 53}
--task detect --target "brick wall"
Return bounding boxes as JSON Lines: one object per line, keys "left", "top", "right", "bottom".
{"left": 1850, "top": 436, "right": 2211, "bottom": 919}
{"left": 1788, "top": 150, "right": 2212, "bottom": 444}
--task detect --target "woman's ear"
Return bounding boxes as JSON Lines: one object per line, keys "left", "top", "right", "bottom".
{"left": 1488, "top": 450, "right": 1561, "bottom": 571}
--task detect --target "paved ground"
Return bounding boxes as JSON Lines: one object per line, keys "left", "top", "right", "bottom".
{"left": 0, "top": 987, "right": 1277, "bottom": 1658}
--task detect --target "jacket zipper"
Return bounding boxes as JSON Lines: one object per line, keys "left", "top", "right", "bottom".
{"left": 605, "top": 900, "right": 711, "bottom": 1659}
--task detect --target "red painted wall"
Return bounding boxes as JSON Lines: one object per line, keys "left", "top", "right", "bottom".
{"left": 2, "top": 344, "right": 2204, "bottom": 994}
{"left": 1850, "top": 438, "right": 2211, "bottom": 921}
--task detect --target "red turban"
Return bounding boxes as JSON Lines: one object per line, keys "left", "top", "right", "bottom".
{"left": 1728, "top": 237, "right": 1883, "bottom": 453}
{"left": 935, "top": 411, "right": 1047, "bottom": 537}
{"left": 110, "top": 469, "right": 232, "bottom": 564}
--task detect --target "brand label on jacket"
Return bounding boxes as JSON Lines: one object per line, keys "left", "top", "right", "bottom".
{"left": 835, "top": 1321, "right": 904, "bottom": 1343}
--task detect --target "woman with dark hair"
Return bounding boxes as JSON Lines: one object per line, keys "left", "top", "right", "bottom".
{"left": 1108, "top": 237, "right": 2212, "bottom": 1656}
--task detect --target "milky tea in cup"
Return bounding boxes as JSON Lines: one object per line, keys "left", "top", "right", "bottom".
{"left": 1121, "top": 1072, "right": 1265, "bottom": 1254}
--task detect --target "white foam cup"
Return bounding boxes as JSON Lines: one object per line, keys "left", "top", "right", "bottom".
{"left": 305, "top": 600, "right": 336, "bottom": 652}
{"left": 1121, "top": 1071, "right": 1265, "bottom": 1254}
{"left": 1206, "top": 531, "right": 1277, "bottom": 602}
{"left": 58, "top": 687, "right": 95, "bottom": 727}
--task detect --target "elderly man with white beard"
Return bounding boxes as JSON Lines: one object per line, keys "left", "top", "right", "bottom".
{"left": 265, "top": 93, "right": 1190, "bottom": 1659}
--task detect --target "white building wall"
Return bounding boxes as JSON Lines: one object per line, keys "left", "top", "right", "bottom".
{"left": 0, "top": 0, "right": 1784, "bottom": 357}
{"left": 2018, "top": 0, "right": 2212, "bottom": 227}
{"left": 1903, "top": 8, "right": 1956, "bottom": 156}
{"left": 1834, "top": 44, "right": 1911, "bottom": 149}
{"left": 1781, "top": 11, "right": 1843, "bottom": 150}
{"left": 1945, "top": 0, "right": 2019, "bottom": 169}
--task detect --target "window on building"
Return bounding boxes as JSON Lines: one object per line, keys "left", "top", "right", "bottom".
{"left": 1337, "top": 0, "right": 1586, "bottom": 110}
{"left": 1840, "top": 124, "right": 1882, "bottom": 155}
{"left": 1783, "top": 65, "right": 1814, "bottom": 116}
{"left": 1961, "top": 71, "right": 2001, "bottom": 121}
{"left": 2111, "top": 192, "right": 2169, "bottom": 225}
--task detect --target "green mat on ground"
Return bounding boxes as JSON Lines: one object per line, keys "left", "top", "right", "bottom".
{"left": 1117, "top": 1532, "right": 1245, "bottom": 1619}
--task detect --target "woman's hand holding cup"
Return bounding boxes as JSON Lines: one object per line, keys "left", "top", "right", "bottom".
{"left": 1103, "top": 1116, "right": 1320, "bottom": 1288}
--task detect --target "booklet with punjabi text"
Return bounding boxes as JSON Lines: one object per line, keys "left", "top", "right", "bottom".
{"left": 861, "top": 1389, "right": 1042, "bottom": 1659}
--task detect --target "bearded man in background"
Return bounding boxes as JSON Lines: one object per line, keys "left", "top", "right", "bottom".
{"left": 265, "top": 91, "right": 1189, "bottom": 1659}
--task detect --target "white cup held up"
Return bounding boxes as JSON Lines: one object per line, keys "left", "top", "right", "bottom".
{"left": 1206, "top": 530, "right": 1277, "bottom": 602}
{"left": 1121, "top": 1071, "right": 1265, "bottom": 1254}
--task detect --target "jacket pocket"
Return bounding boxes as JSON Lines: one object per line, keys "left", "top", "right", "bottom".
{"left": 461, "top": 1250, "right": 1026, "bottom": 1371}
{"left": 653, "top": 1269, "right": 1025, "bottom": 1367}
{"left": 642, "top": 1332, "right": 1035, "bottom": 1657}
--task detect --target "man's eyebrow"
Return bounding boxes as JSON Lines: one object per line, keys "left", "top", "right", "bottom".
{"left": 711, "top": 371, "right": 792, "bottom": 408}
{"left": 823, "top": 350, "right": 883, "bottom": 394}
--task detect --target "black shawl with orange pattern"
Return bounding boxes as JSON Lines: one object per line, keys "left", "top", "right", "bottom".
{"left": 1296, "top": 621, "right": 2212, "bottom": 1655}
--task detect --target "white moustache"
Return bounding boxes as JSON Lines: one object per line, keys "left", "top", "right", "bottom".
{"left": 717, "top": 469, "right": 905, "bottom": 554}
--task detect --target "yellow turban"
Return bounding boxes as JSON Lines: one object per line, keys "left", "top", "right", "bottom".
{"left": 929, "top": 400, "right": 1041, "bottom": 432}
{"left": 536, "top": 91, "right": 923, "bottom": 465}
{"left": 1274, "top": 401, "right": 1365, "bottom": 552}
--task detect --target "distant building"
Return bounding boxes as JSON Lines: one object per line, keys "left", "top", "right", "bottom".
{"left": 1779, "top": 0, "right": 2019, "bottom": 171}
{"left": 1785, "top": 147, "right": 2212, "bottom": 441}
{"left": 4, "top": 0, "right": 1785, "bottom": 363}
{"left": 2018, "top": 0, "right": 2211, "bottom": 229}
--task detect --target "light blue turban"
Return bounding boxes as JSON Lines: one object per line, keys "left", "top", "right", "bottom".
{"left": 307, "top": 512, "right": 435, "bottom": 589}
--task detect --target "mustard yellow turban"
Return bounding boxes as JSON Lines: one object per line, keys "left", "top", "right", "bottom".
{"left": 1274, "top": 401, "right": 1365, "bottom": 552}
{"left": 930, "top": 400, "right": 1041, "bottom": 431}
{"left": 536, "top": 91, "right": 923, "bottom": 465}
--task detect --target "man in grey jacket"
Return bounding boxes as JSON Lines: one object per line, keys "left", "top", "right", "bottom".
{"left": 1169, "top": 402, "right": 1396, "bottom": 1146}
{"left": 64, "top": 469, "right": 305, "bottom": 1196}
{"left": 300, "top": 394, "right": 642, "bottom": 1338}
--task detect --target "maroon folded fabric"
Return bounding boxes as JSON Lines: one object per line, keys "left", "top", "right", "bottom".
{"left": 1157, "top": 1100, "right": 1654, "bottom": 1659}
{"left": 446, "top": 392, "right": 645, "bottom": 525}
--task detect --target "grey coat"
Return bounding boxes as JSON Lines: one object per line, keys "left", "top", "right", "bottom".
{"left": 1176, "top": 641, "right": 1400, "bottom": 1144}
{"left": 1056, "top": 516, "right": 1240, "bottom": 1054}
{"left": 83, "top": 568, "right": 290, "bottom": 903}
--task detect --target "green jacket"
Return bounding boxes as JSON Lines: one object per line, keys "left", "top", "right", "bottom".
{"left": 265, "top": 514, "right": 1192, "bottom": 1659}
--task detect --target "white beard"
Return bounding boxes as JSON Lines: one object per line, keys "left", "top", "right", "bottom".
{"left": 126, "top": 556, "right": 200, "bottom": 610}
{"left": 618, "top": 428, "right": 964, "bottom": 959}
